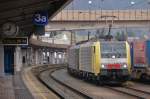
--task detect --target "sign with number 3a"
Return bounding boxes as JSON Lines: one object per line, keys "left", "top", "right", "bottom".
{"left": 33, "top": 11, "right": 48, "bottom": 26}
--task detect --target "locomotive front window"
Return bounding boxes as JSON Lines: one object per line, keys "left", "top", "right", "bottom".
{"left": 101, "top": 42, "right": 127, "bottom": 58}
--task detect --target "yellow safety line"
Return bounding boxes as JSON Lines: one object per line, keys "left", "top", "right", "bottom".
{"left": 25, "top": 71, "right": 47, "bottom": 99}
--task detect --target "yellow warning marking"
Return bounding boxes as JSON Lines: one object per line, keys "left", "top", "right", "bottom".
{"left": 25, "top": 71, "right": 47, "bottom": 99}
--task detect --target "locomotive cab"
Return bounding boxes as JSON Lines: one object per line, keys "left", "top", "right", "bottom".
{"left": 99, "top": 41, "right": 131, "bottom": 82}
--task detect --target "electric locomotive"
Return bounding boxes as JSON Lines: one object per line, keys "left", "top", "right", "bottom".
{"left": 68, "top": 40, "right": 131, "bottom": 84}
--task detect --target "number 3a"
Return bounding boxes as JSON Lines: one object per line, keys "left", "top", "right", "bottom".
{"left": 34, "top": 14, "right": 47, "bottom": 22}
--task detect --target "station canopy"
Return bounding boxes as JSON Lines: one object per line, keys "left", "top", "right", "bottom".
{"left": 0, "top": 0, "right": 71, "bottom": 33}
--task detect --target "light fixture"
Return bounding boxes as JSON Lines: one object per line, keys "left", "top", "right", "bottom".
{"left": 54, "top": 52, "right": 57, "bottom": 58}
{"left": 47, "top": 52, "right": 50, "bottom": 56}
{"left": 44, "top": 33, "right": 50, "bottom": 37}
{"left": 88, "top": 0, "right": 92, "bottom": 4}
{"left": 130, "top": 1, "right": 135, "bottom": 5}
{"left": 43, "top": 52, "right": 45, "bottom": 56}
{"left": 58, "top": 54, "right": 62, "bottom": 59}
{"left": 63, "top": 34, "right": 68, "bottom": 40}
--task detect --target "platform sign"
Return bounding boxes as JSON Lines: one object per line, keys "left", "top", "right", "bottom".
{"left": 1, "top": 37, "right": 28, "bottom": 45}
{"left": 33, "top": 11, "right": 48, "bottom": 26}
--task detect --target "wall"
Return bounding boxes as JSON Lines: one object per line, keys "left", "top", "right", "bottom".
{"left": 14, "top": 47, "right": 22, "bottom": 72}
{"left": 0, "top": 46, "right": 4, "bottom": 76}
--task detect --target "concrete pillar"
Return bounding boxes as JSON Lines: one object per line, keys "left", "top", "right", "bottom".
{"left": 57, "top": 52, "right": 60, "bottom": 64}
{"left": 26, "top": 47, "right": 33, "bottom": 66}
{"left": 14, "top": 46, "right": 22, "bottom": 72}
{"left": 58, "top": 52, "right": 62, "bottom": 64}
{"left": 31, "top": 48, "right": 34, "bottom": 65}
{"left": 32, "top": 48, "right": 37, "bottom": 65}
{"left": 48, "top": 51, "right": 51, "bottom": 64}
{"left": 41, "top": 50, "right": 44, "bottom": 64}
{"left": 45, "top": 50, "right": 48, "bottom": 64}
{"left": 43, "top": 50, "right": 46, "bottom": 64}
{"left": 0, "top": 46, "right": 4, "bottom": 76}
{"left": 61, "top": 52, "right": 64, "bottom": 64}
{"left": 62, "top": 52, "right": 65, "bottom": 63}
{"left": 32, "top": 48, "right": 36, "bottom": 65}
{"left": 61, "top": 52, "right": 65, "bottom": 64}
{"left": 47, "top": 51, "right": 50, "bottom": 64}
{"left": 57, "top": 52, "right": 62, "bottom": 64}
{"left": 49, "top": 52, "right": 53, "bottom": 64}
{"left": 55, "top": 52, "right": 58, "bottom": 64}
{"left": 35, "top": 49, "right": 39, "bottom": 65}
{"left": 52, "top": 52, "right": 54, "bottom": 64}
{"left": 52, "top": 52, "right": 56, "bottom": 64}
{"left": 58, "top": 53, "right": 60, "bottom": 64}
{"left": 38, "top": 49, "right": 43, "bottom": 65}
{"left": 42, "top": 50, "right": 46, "bottom": 64}
{"left": 64, "top": 52, "right": 67, "bottom": 63}
{"left": 40, "top": 50, "right": 44, "bottom": 65}
{"left": 28, "top": 47, "right": 33, "bottom": 65}
{"left": 26, "top": 48, "right": 30, "bottom": 65}
{"left": 29, "top": 48, "right": 32, "bottom": 65}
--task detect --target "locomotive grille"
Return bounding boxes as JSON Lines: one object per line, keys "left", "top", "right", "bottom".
{"left": 101, "top": 69, "right": 129, "bottom": 76}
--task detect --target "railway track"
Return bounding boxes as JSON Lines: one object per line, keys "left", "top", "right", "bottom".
{"left": 34, "top": 65, "right": 92, "bottom": 99}
{"left": 50, "top": 68, "right": 141, "bottom": 99}
{"left": 49, "top": 69, "right": 92, "bottom": 99}
{"left": 32, "top": 65, "right": 150, "bottom": 99}
{"left": 107, "top": 86, "right": 150, "bottom": 99}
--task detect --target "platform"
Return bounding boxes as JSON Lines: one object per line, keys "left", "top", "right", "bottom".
{"left": 0, "top": 72, "right": 33, "bottom": 99}
{"left": 22, "top": 66, "right": 59, "bottom": 99}
{"left": 0, "top": 65, "right": 60, "bottom": 99}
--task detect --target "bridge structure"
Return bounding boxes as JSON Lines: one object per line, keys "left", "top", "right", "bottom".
{"left": 45, "top": 9, "right": 150, "bottom": 31}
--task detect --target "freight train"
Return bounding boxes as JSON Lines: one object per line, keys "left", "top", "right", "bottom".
{"left": 68, "top": 40, "right": 131, "bottom": 84}
{"left": 130, "top": 40, "right": 150, "bottom": 81}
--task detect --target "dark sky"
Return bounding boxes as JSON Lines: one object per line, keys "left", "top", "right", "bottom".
{"left": 65, "top": 0, "right": 150, "bottom": 10}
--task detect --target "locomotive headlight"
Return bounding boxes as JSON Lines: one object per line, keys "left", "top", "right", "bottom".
{"left": 101, "top": 64, "right": 105, "bottom": 68}
{"left": 123, "top": 64, "right": 127, "bottom": 68}
{"left": 112, "top": 55, "right": 116, "bottom": 59}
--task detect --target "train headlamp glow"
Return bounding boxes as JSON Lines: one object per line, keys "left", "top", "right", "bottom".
{"left": 123, "top": 64, "right": 127, "bottom": 68}
{"left": 101, "top": 64, "right": 105, "bottom": 68}
{"left": 112, "top": 55, "right": 116, "bottom": 59}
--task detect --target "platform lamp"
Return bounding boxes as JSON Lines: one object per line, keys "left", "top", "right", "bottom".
{"left": 130, "top": 0, "right": 135, "bottom": 5}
